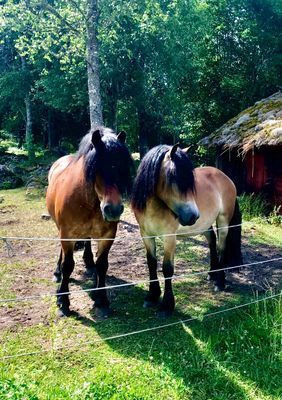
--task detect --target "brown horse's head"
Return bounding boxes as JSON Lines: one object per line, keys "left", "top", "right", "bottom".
{"left": 132, "top": 144, "right": 199, "bottom": 226}
{"left": 78, "top": 127, "right": 133, "bottom": 222}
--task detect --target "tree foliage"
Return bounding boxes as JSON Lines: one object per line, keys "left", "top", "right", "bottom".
{"left": 0, "top": 0, "right": 281, "bottom": 155}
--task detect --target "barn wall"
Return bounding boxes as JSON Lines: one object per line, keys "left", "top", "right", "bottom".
{"left": 264, "top": 146, "right": 282, "bottom": 208}
{"left": 215, "top": 147, "right": 246, "bottom": 194}
{"left": 216, "top": 145, "right": 282, "bottom": 209}
{"left": 245, "top": 151, "right": 267, "bottom": 192}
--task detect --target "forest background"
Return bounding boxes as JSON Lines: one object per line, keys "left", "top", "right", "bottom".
{"left": 0, "top": 0, "right": 281, "bottom": 160}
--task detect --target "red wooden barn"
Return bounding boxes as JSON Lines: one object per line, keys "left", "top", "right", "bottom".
{"left": 200, "top": 91, "right": 282, "bottom": 209}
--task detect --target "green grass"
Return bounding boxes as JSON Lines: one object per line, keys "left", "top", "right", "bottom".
{"left": 0, "top": 188, "right": 281, "bottom": 399}
{"left": 0, "top": 293, "right": 281, "bottom": 400}
{"left": 244, "top": 224, "right": 282, "bottom": 248}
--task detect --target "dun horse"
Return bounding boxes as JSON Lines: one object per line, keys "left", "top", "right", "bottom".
{"left": 132, "top": 144, "right": 242, "bottom": 317}
{"left": 46, "top": 127, "right": 132, "bottom": 317}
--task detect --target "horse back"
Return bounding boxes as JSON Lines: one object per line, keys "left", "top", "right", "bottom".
{"left": 46, "top": 155, "right": 92, "bottom": 226}
{"left": 194, "top": 166, "right": 237, "bottom": 219}
{"left": 48, "top": 155, "right": 74, "bottom": 184}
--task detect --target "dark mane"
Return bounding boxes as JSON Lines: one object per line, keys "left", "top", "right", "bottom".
{"left": 132, "top": 145, "right": 195, "bottom": 210}
{"left": 75, "top": 126, "right": 133, "bottom": 195}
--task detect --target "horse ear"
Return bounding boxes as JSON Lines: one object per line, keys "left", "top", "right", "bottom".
{"left": 91, "top": 129, "right": 102, "bottom": 147}
{"left": 169, "top": 143, "right": 179, "bottom": 159}
{"left": 182, "top": 146, "right": 192, "bottom": 154}
{"left": 117, "top": 131, "right": 126, "bottom": 143}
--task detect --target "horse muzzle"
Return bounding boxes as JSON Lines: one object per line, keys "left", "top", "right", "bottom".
{"left": 176, "top": 203, "right": 200, "bottom": 226}
{"left": 101, "top": 203, "right": 124, "bottom": 222}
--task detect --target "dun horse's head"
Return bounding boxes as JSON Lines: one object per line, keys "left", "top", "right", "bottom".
{"left": 83, "top": 127, "right": 133, "bottom": 222}
{"left": 157, "top": 144, "right": 200, "bottom": 226}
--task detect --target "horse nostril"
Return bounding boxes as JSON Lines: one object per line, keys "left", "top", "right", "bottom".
{"left": 103, "top": 204, "right": 112, "bottom": 216}
{"left": 102, "top": 203, "right": 124, "bottom": 221}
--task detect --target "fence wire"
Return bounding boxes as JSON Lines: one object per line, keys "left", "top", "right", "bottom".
{"left": 1, "top": 291, "right": 280, "bottom": 361}
{"left": 0, "top": 257, "right": 281, "bottom": 304}
{"left": 0, "top": 222, "right": 246, "bottom": 243}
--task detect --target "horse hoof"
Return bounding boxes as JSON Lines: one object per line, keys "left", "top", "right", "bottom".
{"left": 53, "top": 274, "right": 61, "bottom": 283}
{"left": 95, "top": 307, "right": 112, "bottom": 318}
{"left": 57, "top": 307, "right": 71, "bottom": 318}
{"left": 143, "top": 299, "right": 159, "bottom": 308}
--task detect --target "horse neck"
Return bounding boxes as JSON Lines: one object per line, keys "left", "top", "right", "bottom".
{"left": 84, "top": 179, "right": 100, "bottom": 205}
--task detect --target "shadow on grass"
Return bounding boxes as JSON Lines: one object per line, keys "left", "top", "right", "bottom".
{"left": 175, "top": 233, "right": 282, "bottom": 293}
{"left": 70, "top": 273, "right": 281, "bottom": 400}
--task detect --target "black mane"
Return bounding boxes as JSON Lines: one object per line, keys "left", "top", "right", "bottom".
{"left": 76, "top": 126, "right": 133, "bottom": 195}
{"left": 132, "top": 145, "right": 195, "bottom": 210}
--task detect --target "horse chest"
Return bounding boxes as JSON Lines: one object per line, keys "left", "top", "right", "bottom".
{"left": 141, "top": 205, "right": 178, "bottom": 236}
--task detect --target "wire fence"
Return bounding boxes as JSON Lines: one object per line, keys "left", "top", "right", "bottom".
{"left": 1, "top": 220, "right": 281, "bottom": 362}
{"left": 1, "top": 291, "right": 280, "bottom": 361}
{"left": 0, "top": 257, "right": 281, "bottom": 304}
{"left": 0, "top": 222, "right": 246, "bottom": 243}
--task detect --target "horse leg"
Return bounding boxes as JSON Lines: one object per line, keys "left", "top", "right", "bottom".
{"left": 214, "top": 220, "right": 229, "bottom": 291}
{"left": 56, "top": 241, "right": 75, "bottom": 317}
{"left": 83, "top": 239, "right": 97, "bottom": 279}
{"left": 158, "top": 236, "right": 176, "bottom": 317}
{"left": 74, "top": 241, "right": 85, "bottom": 251}
{"left": 91, "top": 239, "right": 114, "bottom": 318}
{"left": 143, "top": 237, "right": 161, "bottom": 308}
{"left": 204, "top": 227, "right": 219, "bottom": 282}
{"left": 53, "top": 249, "right": 62, "bottom": 283}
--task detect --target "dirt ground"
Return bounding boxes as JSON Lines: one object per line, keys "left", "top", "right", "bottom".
{"left": 0, "top": 207, "right": 281, "bottom": 331}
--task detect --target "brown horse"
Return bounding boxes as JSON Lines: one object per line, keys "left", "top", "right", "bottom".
{"left": 46, "top": 126, "right": 132, "bottom": 317}
{"left": 132, "top": 144, "right": 242, "bottom": 317}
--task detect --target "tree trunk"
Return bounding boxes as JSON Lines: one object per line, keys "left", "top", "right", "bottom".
{"left": 86, "top": 0, "right": 103, "bottom": 128}
{"left": 24, "top": 95, "right": 32, "bottom": 145}
{"left": 21, "top": 56, "right": 34, "bottom": 160}
{"left": 24, "top": 94, "right": 35, "bottom": 160}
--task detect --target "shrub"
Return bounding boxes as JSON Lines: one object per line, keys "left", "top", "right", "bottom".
{"left": 238, "top": 193, "right": 269, "bottom": 221}
{"left": 267, "top": 205, "right": 282, "bottom": 226}
{"left": 239, "top": 193, "right": 282, "bottom": 226}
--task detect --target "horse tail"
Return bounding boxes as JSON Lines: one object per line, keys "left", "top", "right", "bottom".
{"left": 225, "top": 198, "right": 243, "bottom": 270}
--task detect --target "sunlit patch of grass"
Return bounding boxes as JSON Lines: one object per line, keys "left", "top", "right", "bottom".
{"left": 176, "top": 236, "right": 208, "bottom": 264}
{"left": 0, "top": 188, "right": 56, "bottom": 240}
{"left": 244, "top": 223, "right": 282, "bottom": 248}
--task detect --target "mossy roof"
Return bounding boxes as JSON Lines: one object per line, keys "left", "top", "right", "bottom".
{"left": 200, "top": 91, "right": 282, "bottom": 154}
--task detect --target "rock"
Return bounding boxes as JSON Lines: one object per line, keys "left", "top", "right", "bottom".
{"left": 234, "top": 114, "right": 250, "bottom": 127}
{"left": 272, "top": 127, "right": 282, "bottom": 138}
{"left": 25, "top": 166, "right": 49, "bottom": 190}
{"left": 0, "top": 165, "right": 23, "bottom": 189}
{"left": 41, "top": 213, "right": 51, "bottom": 220}
{"left": 255, "top": 125, "right": 263, "bottom": 132}
{"left": 263, "top": 111, "right": 275, "bottom": 120}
